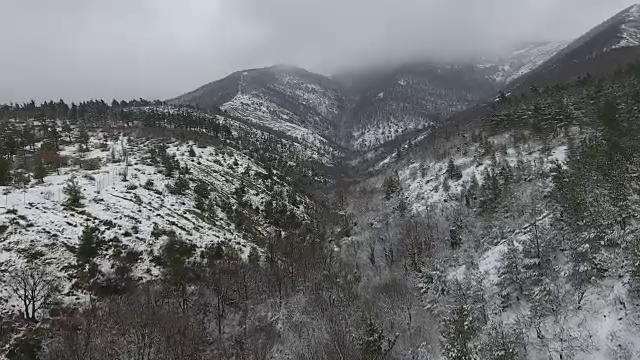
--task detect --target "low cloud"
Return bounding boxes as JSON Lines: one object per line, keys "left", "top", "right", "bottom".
{"left": 0, "top": 0, "right": 636, "bottom": 102}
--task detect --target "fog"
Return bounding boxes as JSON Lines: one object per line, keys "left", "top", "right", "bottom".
{"left": 0, "top": 0, "right": 636, "bottom": 103}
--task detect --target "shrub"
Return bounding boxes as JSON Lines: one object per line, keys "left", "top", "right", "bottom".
{"left": 63, "top": 176, "right": 84, "bottom": 207}
{"left": 82, "top": 157, "right": 102, "bottom": 171}
{"left": 167, "top": 176, "right": 189, "bottom": 195}
{"left": 143, "top": 179, "right": 155, "bottom": 190}
{"left": 383, "top": 175, "right": 401, "bottom": 200}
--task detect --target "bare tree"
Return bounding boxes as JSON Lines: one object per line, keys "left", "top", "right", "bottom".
{"left": 7, "top": 265, "right": 58, "bottom": 321}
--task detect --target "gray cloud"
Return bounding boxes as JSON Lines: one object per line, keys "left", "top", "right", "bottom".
{"left": 0, "top": 0, "right": 636, "bottom": 103}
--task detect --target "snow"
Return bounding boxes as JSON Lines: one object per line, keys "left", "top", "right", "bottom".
{"left": 0, "top": 134, "right": 279, "bottom": 313}
{"left": 222, "top": 93, "right": 336, "bottom": 163}
{"left": 488, "top": 41, "right": 571, "bottom": 83}
{"left": 608, "top": 5, "right": 640, "bottom": 50}
{"left": 400, "top": 142, "right": 568, "bottom": 214}
{"left": 274, "top": 72, "right": 341, "bottom": 120}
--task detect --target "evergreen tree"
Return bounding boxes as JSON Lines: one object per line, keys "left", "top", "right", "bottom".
{"left": 383, "top": 174, "right": 401, "bottom": 200}
{"left": 76, "top": 125, "right": 90, "bottom": 158}
{"left": 76, "top": 225, "right": 101, "bottom": 266}
{"left": 75, "top": 225, "right": 103, "bottom": 291}
{"left": 446, "top": 158, "right": 463, "bottom": 181}
{"left": 63, "top": 176, "right": 84, "bottom": 207}
{"left": 0, "top": 157, "right": 12, "bottom": 186}
{"left": 480, "top": 324, "right": 523, "bottom": 360}
{"left": 442, "top": 304, "right": 477, "bottom": 360}
{"left": 33, "top": 152, "right": 46, "bottom": 183}
{"left": 496, "top": 240, "right": 524, "bottom": 308}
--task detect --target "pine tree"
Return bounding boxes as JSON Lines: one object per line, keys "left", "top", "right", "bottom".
{"left": 357, "top": 318, "right": 399, "bottom": 360}
{"left": 0, "top": 157, "right": 12, "bottom": 186}
{"left": 629, "top": 239, "right": 640, "bottom": 294}
{"left": 480, "top": 324, "right": 523, "bottom": 360}
{"left": 63, "top": 176, "right": 84, "bottom": 207}
{"left": 76, "top": 125, "right": 90, "bottom": 158}
{"left": 33, "top": 153, "right": 46, "bottom": 183}
{"left": 442, "top": 304, "right": 477, "bottom": 360}
{"left": 446, "top": 158, "right": 463, "bottom": 181}
{"left": 496, "top": 240, "right": 524, "bottom": 309}
{"left": 75, "top": 225, "right": 103, "bottom": 291}
{"left": 383, "top": 174, "right": 401, "bottom": 200}
{"left": 76, "top": 225, "right": 101, "bottom": 266}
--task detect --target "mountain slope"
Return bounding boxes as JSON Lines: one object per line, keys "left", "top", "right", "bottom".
{"left": 342, "top": 59, "right": 640, "bottom": 360}
{"left": 336, "top": 62, "right": 501, "bottom": 150}
{"left": 508, "top": 4, "right": 640, "bottom": 91}
{"left": 171, "top": 43, "right": 573, "bottom": 152}
{"left": 487, "top": 40, "right": 571, "bottom": 83}
{"left": 170, "top": 65, "right": 347, "bottom": 151}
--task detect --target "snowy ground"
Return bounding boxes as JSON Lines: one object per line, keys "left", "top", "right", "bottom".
{"left": 0, "top": 134, "right": 270, "bottom": 314}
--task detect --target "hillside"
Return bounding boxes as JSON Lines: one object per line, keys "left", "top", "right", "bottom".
{"left": 340, "top": 61, "right": 640, "bottom": 360}
{"left": 508, "top": 4, "right": 640, "bottom": 92}
{"left": 170, "top": 65, "right": 348, "bottom": 151}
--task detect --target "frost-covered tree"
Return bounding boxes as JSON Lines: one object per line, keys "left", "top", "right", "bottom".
{"left": 358, "top": 319, "right": 385, "bottom": 360}
{"left": 441, "top": 304, "right": 477, "bottom": 360}
{"left": 63, "top": 176, "right": 84, "bottom": 207}
{"left": 480, "top": 323, "right": 524, "bottom": 360}
{"left": 383, "top": 174, "right": 402, "bottom": 200}
{"left": 496, "top": 240, "right": 524, "bottom": 308}
{"left": 446, "top": 158, "right": 463, "bottom": 181}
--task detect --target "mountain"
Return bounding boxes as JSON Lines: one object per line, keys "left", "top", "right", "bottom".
{"left": 170, "top": 65, "right": 348, "bottom": 152}
{"left": 334, "top": 62, "right": 500, "bottom": 150}
{"left": 172, "top": 43, "right": 570, "bottom": 152}
{"left": 508, "top": 4, "right": 640, "bottom": 91}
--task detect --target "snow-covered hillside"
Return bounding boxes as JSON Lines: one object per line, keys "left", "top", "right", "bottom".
{"left": 0, "top": 115, "right": 315, "bottom": 319}
{"left": 171, "top": 65, "right": 346, "bottom": 152}
{"left": 609, "top": 4, "right": 640, "bottom": 50}
{"left": 488, "top": 41, "right": 571, "bottom": 84}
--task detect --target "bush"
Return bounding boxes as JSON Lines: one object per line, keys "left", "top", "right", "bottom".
{"left": 383, "top": 175, "right": 401, "bottom": 200}
{"left": 82, "top": 157, "right": 102, "bottom": 171}
{"left": 143, "top": 179, "right": 155, "bottom": 190}
{"left": 193, "top": 181, "right": 210, "bottom": 199}
{"left": 6, "top": 327, "right": 46, "bottom": 360}
{"left": 167, "top": 176, "right": 189, "bottom": 195}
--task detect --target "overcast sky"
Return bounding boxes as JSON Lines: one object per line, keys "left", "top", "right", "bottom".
{"left": 0, "top": 0, "right": 636, "bottom": 103}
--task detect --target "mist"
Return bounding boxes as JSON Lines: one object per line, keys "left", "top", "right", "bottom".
{"left": 0, "top": 0, "right": 636, "bottom": 103}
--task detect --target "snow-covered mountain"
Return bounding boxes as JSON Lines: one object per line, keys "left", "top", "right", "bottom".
{"left": 487, "top": 41, "right": 571, "bottom": 84}
{"left": 508, "top": 4, "right": 640, "bottom": 92}
{"left": 172, "top": 59, "right": 548, "bottom": 152}
{"left": 338, "top": 63, "right": 501, "bottom": 150}
{"left": 170, "top": 39, "right": 581, "bottom": 153}
{"left": 170, "top": 65, "right": 348, "bottom": 152}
